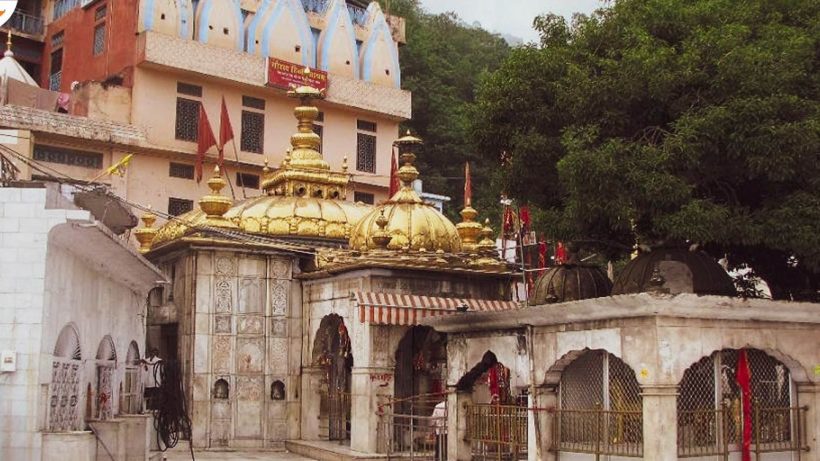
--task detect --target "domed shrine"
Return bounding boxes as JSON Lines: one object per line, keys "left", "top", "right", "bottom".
{"left": 529, "top": 244, "right": 612, "bottom": 304}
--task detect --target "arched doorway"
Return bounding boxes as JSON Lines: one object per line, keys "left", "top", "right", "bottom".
{"left": 677, "top": 348, "right": 806, "bottom": 457}
{"left": 312, "top": 314, "right": 353, "bottom": 441}
{"left": 95, "top": 335, "right": 117, "bottom": 420}
{"left": 122, "top": 341, "right": 142, "bottom": 414}
{"left": 554, "top": 349, "right": 643, "bottom": 458}
{"left": 394, "top": 326, "right": 447, "bottom": 412}
{"left": 48, "top": 324, "right": 83, "bottom": 431}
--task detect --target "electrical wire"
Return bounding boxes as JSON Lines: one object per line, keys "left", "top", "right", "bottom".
{"left": 152, "top": 360, "right": 195, "bottom": 461}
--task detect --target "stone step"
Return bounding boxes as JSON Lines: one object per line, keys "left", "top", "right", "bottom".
{"left": 285, "top": 440, "right": 388, "bottom": 461}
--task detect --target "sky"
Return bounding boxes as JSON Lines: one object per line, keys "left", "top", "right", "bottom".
{"left": 417, "top": 0, "right": 605, "bottom": 44}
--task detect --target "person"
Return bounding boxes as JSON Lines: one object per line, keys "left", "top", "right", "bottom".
{"left": 141, "top": 348, "right": 163, "bottom": 410}
{"left": 431, "top": 399, "right": 447, "bottom": 461}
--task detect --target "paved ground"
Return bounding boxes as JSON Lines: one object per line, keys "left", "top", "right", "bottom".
{"left": 159, "top": 446, "right": 316, "bottom": 461}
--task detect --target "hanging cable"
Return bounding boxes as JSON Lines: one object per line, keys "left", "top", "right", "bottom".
{"left": 152, "top": 359, "right": 195, "bottom": 460}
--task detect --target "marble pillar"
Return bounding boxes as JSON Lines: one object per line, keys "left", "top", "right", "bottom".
{"left": 446, "top": 389, "right": 473, "bottom": 461}
{"left": 350, "top": 367, "right": 394, "bottom": 453}
{"left": 640, "top": 384, "right": 678, "bottom": 461}
{"left": 797, "top": 383, "right": 819, "bottom": 461}
{"left": 530, "top": 386, "right": 557, "bottom": 461}
{"left": 300, "top": 366, "right": 324, "bottom": 441}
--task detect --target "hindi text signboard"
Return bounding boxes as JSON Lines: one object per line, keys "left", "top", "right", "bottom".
{"left": 266, "top": 57, "right": 329, "bottom": 92}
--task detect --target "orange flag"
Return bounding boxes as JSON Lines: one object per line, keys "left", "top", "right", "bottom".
{"left": 218, "top": 96, "right": 234, "bottom": 168}
{"left": 388, "top": 147, "right": 400, "bottom": 197}
{"left": 196, "top": 103, "right": 217, "bottom": 183}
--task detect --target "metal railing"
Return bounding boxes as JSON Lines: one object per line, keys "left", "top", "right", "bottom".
{"left": 678, "top": 405, "right": 809, "bottom": 459}
{"left": 7, "top": 11, "right": 45, "bottom": 36}
{"left": 467, "top": 403, "right": 528, "bottom": 460}
{"left": 49, "top": 71, "right": 62, "bottom": 91}
{"left": 53, "top": 0, "right": 84, "bottom": 21}
{"left": 552, "top": 408, "right": 643, "bottom": 458}
{"left": 378, "top": 392, "right": 449, "bottom": 460}
{"left": 321, "top": 390, "right": 351, "bottom": 442}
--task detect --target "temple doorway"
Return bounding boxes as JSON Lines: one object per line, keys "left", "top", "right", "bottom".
{"left": 312, "top": 314, "right": 353, "bottom": 441}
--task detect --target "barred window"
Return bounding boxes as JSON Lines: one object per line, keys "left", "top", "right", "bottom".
{"left": 242, "top": 96, "right": 265, "bottom": 110}
{"left": 51, "top": 31, "right": 64, "bottom": 48}
{"left": 175, "top": 98, "right": 200, "bottom": 142}
{"left": 236, "top": 172, "right": 260, "bottom": 189}
{"left": 312, "top": 123, "right": 323, "bottom": 153}
{"left": 241, "top": 110, "right": 264, "bottom": 154}
{"left": 33, "top": 145, "right": 103, "bottom": 169}
{"left": 168, "top": 197, "right": 194, "bottom": 216}
{"left": 356, "top": 133, "right": 376, "bottom": 173}
{"left": 95, "top": 6, "right": 107, "bottom": 21}
{"left": 93, "top": 23, "right": 106, "bottom": 56}
{"left": 169, "top": 162, "right": 194, "bottom": 179}
{"left": 357, "top": 119, "right": 377, "bottom": 132}
{"left": 353, "top": 191, "right": 374, "bottom": 205}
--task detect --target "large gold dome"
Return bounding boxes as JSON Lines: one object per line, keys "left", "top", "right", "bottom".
{"left": 349, "top": 134, "right": 462, "bottom": 253}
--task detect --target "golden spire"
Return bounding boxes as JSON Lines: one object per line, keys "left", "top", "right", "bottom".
{"left": 477, "top": 219, "right": 496, "bottom": 252}
{"left": 5, "top": 30, "right": 12, "bottom": 58}
{"left": 198, "top": 166, "right": 236, "bottom": 228}
{"left": 389, "top": 132, "right": 423, "bottom": 204}
{"left": 371, "top": 209, "right": 391, "bottom": 248}
{"left": 134, "top": 207, "right": 158, "bottom": 254}
{"left": 456, "top": 162, "right": 481, "bottom": 252}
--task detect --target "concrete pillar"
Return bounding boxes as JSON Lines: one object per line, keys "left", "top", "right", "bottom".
{"left": 529, "top": 385, "right": 557, "bottom": 461}
{"left": 640, "top": 384, "right": 678, "bottom": 461}
{"left": 446, "top": 389, "right": 473, "bottom": 461}
{"left": 797, "top": 382, "right": 819, "bottom": 461}
{"left": 350, "top": 366, "right": 393, "bottom": 453}
{"left": 299, "top": 366, "right": 324, "bottom": 441}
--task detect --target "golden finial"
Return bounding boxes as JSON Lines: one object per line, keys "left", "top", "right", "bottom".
{"left": 263, "top": 158, "right": 270, "bottom": 174}
{"left": 371, "top": 209, "right": 391, "bottom": 249}
{"left": 342, "top": 156, "right": 348, "bottom": 173}
{"left": 393, "top": 132, "right": 422, "bottom": 188}
{"left": 478, "top": 219, "right": 496, "bottom": 251}
{"left": 5, "top": 30, "right": 12, "bottom": 57}
{"left": 198, "top": 166, "right": 236, "bottom": 227}
{"left": 134, "top": 206, "right": 158, "bottom": 254}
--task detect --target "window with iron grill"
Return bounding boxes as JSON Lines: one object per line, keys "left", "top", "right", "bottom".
{"left": 33, "top": 145, "right": 103, "bottom": 169}
{"left": 236, "top": 172, "right": 260, "bottom": 189}
{"left": 175, "top": 98, "right": 200, "bottom": 142}
{"left": 312, "top": 123, "right": 323, "bottom": 153}
{"left": 93, "top": 23, "right": 105, "bottom": 56}
{"left": 357, "top": 119, "right": 377, "bottom": 132}
{"left": 242, "top": 95, "right": 265, "bottom": 110}
{"left": 168, "top": 197, "right": 194, "bottom": 216}
{"left": 51, "top": 31, "right": 65, "bottom": 48}
{"left": 356, "top": 133, "right": 376, "bottom": 173}
{"left": 95, "top": 5, "right": 107, "bottom": 21}
{"left": 241, "top": 110, "right": 265, "bottom": 154}
{"left": 177, "top": 82, "right": 202, "bottom": 97}
{"left": 353, "top": 191, "right": 374, "bottom": 205}
{"left": 169, "top": 162, "right": 194, "bottom": 179}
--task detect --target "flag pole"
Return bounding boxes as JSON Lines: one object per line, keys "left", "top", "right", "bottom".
{"left": 218, "top": 147, "right": 237, "bottom": 200}
{"left": 229, "top": 137, "right": 246, "bottom": 199}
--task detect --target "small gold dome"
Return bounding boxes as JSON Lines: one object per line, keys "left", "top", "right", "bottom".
{"left": 349, "top": 134, "right": 462, "bottom": 253}
{"left": 150, "top": 208, "right": 207, "bottom": 248}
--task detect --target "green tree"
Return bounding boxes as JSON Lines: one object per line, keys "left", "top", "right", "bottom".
{"left": 472, "top": 0, "right": 820, "bottom": 300}
{"left": 387, "top": 0, "right": 510, "bottom": 220}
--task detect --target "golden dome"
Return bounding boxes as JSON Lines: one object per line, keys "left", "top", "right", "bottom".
{"left": 349, "top": 134, "right": 462, "bottom": 253}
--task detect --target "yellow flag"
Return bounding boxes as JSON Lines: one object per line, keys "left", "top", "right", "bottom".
{"left": 105, "top": 154, "right": 133, "bottom": 177}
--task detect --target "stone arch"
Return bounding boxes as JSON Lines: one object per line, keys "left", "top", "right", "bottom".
{"left": 455, "top": 350, "right": 498, "bottom": 391}
{"left": 95, "top": 335, "right": 117, "bottom": 420}
{"left": 672, "top": 345, "right": 810, "bottom": 385}
{"left": 316, "top": 0, "right": 359, "bottom": 78}
{"left": 122, "top": 341, "right": 143, "bottom": 414}
{"left": 213, "top": 378, "right": 230, "bottom": 399}
{"left": 125, "top": 341, "right": 140, "bottom": 365}
{"left": 311, "top": 313, "right": 353, "bottom": 441}
{"left": 54, "top": 323, "right": 82, "bottom": 360}
{"left": 394, "top": 326, "right": 447, "bottom": 411}
{"left": 247, "top": 0, "right": 315, "bottom": 66}
{"left": 96, "top": 335, "right": 117, "bottom": 363}
{"left": 195, "top": 0, "right": 245, "bottom": 51}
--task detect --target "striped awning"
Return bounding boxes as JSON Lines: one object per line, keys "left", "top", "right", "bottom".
{"left": 354, "top": 292, "right": 519, "bottom": 326}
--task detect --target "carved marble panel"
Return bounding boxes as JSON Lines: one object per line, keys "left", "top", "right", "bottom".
{"left": 214, "top": 277, "right": 234, "bottom": 313}
{"left": 270, "top": 279, "right": 288, "bottom": 316}
{"left": 271, "top": 318, "right": 287, "bottom": 337}
{"left": 237, "top": 338, "right": 264, "bottom": 374}
{"left": 236, "top": 376, "right": 264, "bottom": 401}
{"left": 215, "top": 255, "right": 236, "bottom": 275}
{"left": 239, "top": 277, "right": 264, "bottom": 313}
{"left": 212, "top": 400, "right": 232, "bottom": 419}
{"left": 271, "top": 258, "right": 291, "bottom": 279}
{"left": 214, "top": 315, "right": 232, "bottom": 334}
{"left": 213, "top": 336, "right": 232, "bottom": 373}
{"left": 235, "top": 401, "right": 262, "bottom": 438}
{"left": 269, "top": 338, "right": 288, "bottom": 373}
{"left": 238, "top": 257, "right": 266, "bottom": 277}
{"left": 238, "top": 315, "right": 264, "bottom": 335}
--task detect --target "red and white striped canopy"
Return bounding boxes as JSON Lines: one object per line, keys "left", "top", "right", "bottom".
{"left": 354, "top": 292, "right": 519, "bottom": 326}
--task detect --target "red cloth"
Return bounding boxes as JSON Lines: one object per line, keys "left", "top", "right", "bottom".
{"left": 538, "top": 239, "right": 547, "bottom": 269}
{"left": 519, "top": 206, "right": 531, "bottom": 234}
{"left": 736, "top": 349, "right": 753, "bottom": 461}
{"left": 388, "top": 148, "right": 400, "bottom": 197}
{"left": 196, "top": 103, "right": 217, "bottom": 183}
{"left": 488, "top": 365, "right": 499, "bottom": 400}
{"left": 555, "top": 241, "right": 567, "bottom": 264}
{"left": 218, "top": 96, "right": 234, "bottom": 167}
{"left": 464, "top": 162, "right": 472, "bottom": 207}
{"left": 502, "top": 206, "right": 515, "bottom": 237}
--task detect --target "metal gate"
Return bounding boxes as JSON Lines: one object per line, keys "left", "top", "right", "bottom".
{"left": 467, "top": 402, "right": 528, "bottom": 461}
{"left": 379, "top": 393, "right": 448, "bottom": 460}
{"left": 325, "top": 390, "right": 351, "bottom": 442}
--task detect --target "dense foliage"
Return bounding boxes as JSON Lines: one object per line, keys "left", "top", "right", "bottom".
{"left": 471, "top": 0, "right": 820, "bottom": 300}
{"left": 386, "top": 0, "right": 510, "bottom": 219}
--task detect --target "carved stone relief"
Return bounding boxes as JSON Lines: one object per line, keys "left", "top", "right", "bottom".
{"left": 213, "top": 336, "right": 232, "bottom": 372}
{"left": 269, "top": 338, "right": 288, "bottom": 373}
{"left": 236, "top": 376, "right": 264, "bottom": 401}
{"left": 239, "top": 277, "right": 264, "bottom": 314}
{"left": 238, "top": 316, "right": 264, "bottom": 335}
{"left": 271, "top": 258, "right": 290, "bottom": 279}
{"left": 215, "top": 256, "right": 236, "bottom": 275}
{"left": 237, "top": 338, "right": 264, "bottom": 374}
{"left": 270, "top": 280, "right": 288, "bottom": 316}
{"left": 215, "top": 277, "right": 233, "bottom": 313}
{"left": 271, "top": 318, "right": 287, "bottom": 337}
{"left": 214, "top": 315, "right": 232, "bottom": 334}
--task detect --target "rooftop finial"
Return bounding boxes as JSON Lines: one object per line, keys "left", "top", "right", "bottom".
{"left": 134, "top": 206, "right": 158, "bottom": 254}
{"left": 4, "top": 30, "right": 12, "bottom": 58}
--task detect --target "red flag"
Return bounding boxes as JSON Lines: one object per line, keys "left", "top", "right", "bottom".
{"left": 502, "top": 206, "right": 515, "bottom": 237}
{"left": 520, "top": 206, "right": 531, "bottom": 235}
{"left": 464, "top": 162, "right": 472, "bottom": 207}
{"left": 736, "top": 349, "right": 753, "bottom": 461}
{"left": 218, "top": 96, "right": 234, "bottom": 167}
{"left": 388, "top": 148, "right": 400, "bottom": 197}
{"left": 196, "top": 103, "right": 217, "bottom": 183}
{"left": 555, "top": 241, "right": 567, "bottom": 264}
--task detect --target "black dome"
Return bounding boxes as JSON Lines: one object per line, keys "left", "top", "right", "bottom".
{"left": 612, "top": 248, "right": 735, "bottom": 297}
{"left": 531, "top": 263, "right": 613, "bottom": 305}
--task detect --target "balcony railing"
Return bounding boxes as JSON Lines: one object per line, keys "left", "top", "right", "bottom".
{"left": 7, "top": 11, "right": 45, "bottom": 36}
{"left": 53, "top": 0, "right": 84, "bottom": 21}
{"left": 301, "top": 0, "right": 368, "bottom": 26}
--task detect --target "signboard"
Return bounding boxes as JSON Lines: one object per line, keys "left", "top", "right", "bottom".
{"left": 266, "top": 57, "right": 328, "bottom": 92}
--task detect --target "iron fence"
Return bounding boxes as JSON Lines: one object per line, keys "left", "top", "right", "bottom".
{"left": 378, "top": 392, "right": 448, "bottom": 460}
{"left": 467, "top": 402, "right": 528, "bottom": 461}
{"left": 551, "top": 407, "right": 643, "bottom": 458}
{"left": 7, "top": 11, "right": 45, "bottom": 36}
{"left": 323, "top": 390, "right": 351, "bottom": 442}
{"left": 678, "top": 404, "right": 809, "bottom": 458}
